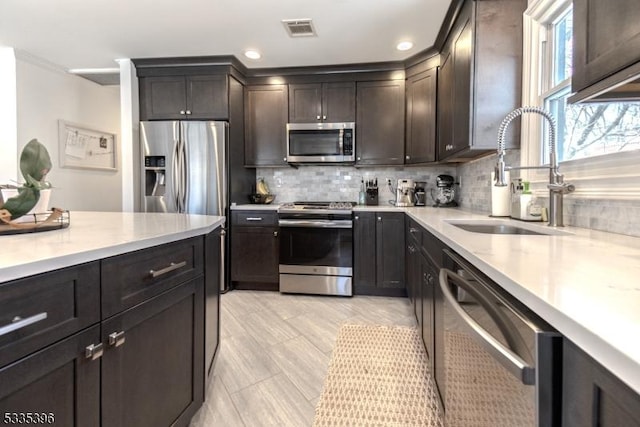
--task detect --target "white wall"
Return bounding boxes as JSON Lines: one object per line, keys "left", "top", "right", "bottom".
{"left": 117, "top": 59, "right": 140, "bottom": 212}
{"left": 0, "top": 48, "right": 18, "bottom": 184}
{"left": 15, "top": 52, "right": 122, "bottom": 211}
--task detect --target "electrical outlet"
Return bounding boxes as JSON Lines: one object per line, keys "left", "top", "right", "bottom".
{"left": 458, "top": 176, "right": 462, "bottom": 187}
{"left": 387, "top": 178, "right": 392, "bottom": 186}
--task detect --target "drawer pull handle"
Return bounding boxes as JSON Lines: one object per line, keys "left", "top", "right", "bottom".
{"left": 109, "top": 331, "right": 126, "bottom": 347}
{"left": 0, "top": 312, "right": 48, "bottom": 336}
{"left": 85, "top": 343, "right": 104, "bottom": 360}
{"left": 149, "top": 261, "right": 187, "bottom": 278}
{"left": 245, "top": 217, "right": 263, "bottom": 221}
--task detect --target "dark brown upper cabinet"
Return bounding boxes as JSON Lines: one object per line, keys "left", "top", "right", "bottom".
{"left": 244, "top": 84, "right": 289, "bottom": 167}
{"left": 356, "top": 79, "right": 405, "bottom": 166}
{"left": 405, "top": 58, "right": 438, "bottom": 164}
{"left": 570, "top": 0, "right": 640, "bottom": 102}
{"left": 288, "top": 82, "right": 356, "bottom": 123}
{"left": 139, "top": 74, "right": 229, "bottom": 120}
{"left": 437, "top": 0, "right": 526, "bottom": 162}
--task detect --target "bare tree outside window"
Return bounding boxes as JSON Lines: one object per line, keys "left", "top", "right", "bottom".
{"left": 542, "top": 7, "right": 640, "bottom": 163}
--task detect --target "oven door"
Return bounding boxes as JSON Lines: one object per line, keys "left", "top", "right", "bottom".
{"left": 278, "top": 218, "right": 353, "bottom": 296}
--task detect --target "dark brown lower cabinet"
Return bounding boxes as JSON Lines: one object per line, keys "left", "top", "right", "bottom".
{"left": 0, "top": 326, "right": 101, "bottom": 426}
{"left": 0, "top": 233, "right": 216, "bottom": 427}
{"left": 563, "top": 339, "right": 640, "bottom": 427}
{"left": 354, "top": 212, "right": 405, "bottom": 296}
{"left": 102, "top": 278, "right": 204, "bottom": 427}
{"left": 230, "top": 211, "right": 279, "bottom": 290}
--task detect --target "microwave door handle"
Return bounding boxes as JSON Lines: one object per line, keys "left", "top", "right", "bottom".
{"left": 439, "top": 268, "right": 535, "bottom": 385}
{"left": 338, "top": 129, "right": 344, "bottom": 154}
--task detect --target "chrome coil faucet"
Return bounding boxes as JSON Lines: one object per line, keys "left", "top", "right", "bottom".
{"left": 495, "top": 106, "right": 575, "bottom": 227}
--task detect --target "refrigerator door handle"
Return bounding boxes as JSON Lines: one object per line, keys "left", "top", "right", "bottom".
{"left": 172, "top": 136, "right": 187, "bottom": 213}
{"left": 179, "top": 139, "right": 187, "bottom": 212}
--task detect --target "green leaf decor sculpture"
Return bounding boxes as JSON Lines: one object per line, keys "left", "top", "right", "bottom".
{"left": 1, "top": 139, "right": 52, "bottom": 220}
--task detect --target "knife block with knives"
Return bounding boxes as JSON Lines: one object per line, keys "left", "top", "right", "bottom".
{"left": 365, "top": 179, "right": 378, "bottom": 206}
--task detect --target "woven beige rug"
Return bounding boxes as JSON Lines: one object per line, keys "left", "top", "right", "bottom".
{"left": 313, "top": 324, "right": 443, "bottom": 427}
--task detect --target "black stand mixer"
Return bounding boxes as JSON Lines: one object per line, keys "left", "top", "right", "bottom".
{"left": 431, "top": 174, "right": 458, "bottom": 207}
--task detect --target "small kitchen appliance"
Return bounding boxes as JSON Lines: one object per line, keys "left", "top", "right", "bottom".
{"left": 286, "top": 122, "right": 355, "bottom": 164}
{"left": 431, "top": 174, "right": 458, "bottom": 207}
{"left": 395, "top": 179, "right": 415, "bottom": 207}
{"left": 414, "top": 181, "right": 427, "bottom": 206}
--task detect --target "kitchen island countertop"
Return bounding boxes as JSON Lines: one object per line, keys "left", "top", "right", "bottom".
{"left": 404, "top": 207, "right": 640, "bottom": 395}
{"left": 0, "top": 211, "right": 225, "bottom": 283}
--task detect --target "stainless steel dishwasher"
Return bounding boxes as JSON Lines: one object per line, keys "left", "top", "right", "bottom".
{"left": 437, "top": 249, "right": 562, "bottom": 427}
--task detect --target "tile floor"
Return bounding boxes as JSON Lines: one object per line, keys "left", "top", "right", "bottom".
{"left": 190, "top": 290, "right": 417, "bottom": 427}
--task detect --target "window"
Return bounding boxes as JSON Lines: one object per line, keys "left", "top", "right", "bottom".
{"left": 522, "top": 0, "right": 640, "bottom": 199}
{"left": 539, "top": 4, "right": 640, "bottom": 164}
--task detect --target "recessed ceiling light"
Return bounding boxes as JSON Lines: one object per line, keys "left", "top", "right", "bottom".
{"left": 244, "top": 50, "right": 261, "bottom": 60}
{"left": 396, "top": 41, "right": 414, "bottom": 51}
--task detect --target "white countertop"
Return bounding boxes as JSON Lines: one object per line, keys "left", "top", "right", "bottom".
{"left": 404, "top": 207, "right": 640, "bottom": 395}
{"left": 0, "top": 211, "right": 225, "bottom": 283}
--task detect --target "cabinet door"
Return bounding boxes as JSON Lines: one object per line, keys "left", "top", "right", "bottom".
{"left": 289, "top": 83, "right": 322, "bottom": 123}
{"left": 375, "top": 212, "right": 405, "bottom": 288}
{"left": 572, "top": 0, "right": 640, "bottom": 94}
{"left": 102, "top": 279, "right": 204, "bottom": 427}
{"left": 0, "top": 326, "right": 101, "bottom": 427}
{"left": 448, "top": 9, "right": 473, "bottom": 159}
{"left": 140, "top": 76, "right": 188, "bottom": 120}
{"left": 245, "top": 85, "right": 289, "bottom": 166}
{"left": 187, "top": 75, "right": 229, "bottom": 119}
{"left": 405, "top": 220, "right": 422, "bottom": 321}
{"left": 437, "top": 49, "right": 454, "bottom": 161}
{"left": 563, "top": 339, "right": 640, "bottom": 427}
{"left": 204, "top": 229, "right": 221, "bottom": 378}
{"left": 230, "top": 226, "right": 279, "bottom": 283}
{"left": 353, "top": 212, "right": 377, "bottom": 293}
{"left": 356, "top": 80, "right": 405, "bottom": 165}
{"left": 323, "top": 82, "right": 356, "bottom": 122}
{"left": 406, "top": 68, "right": 437, "bottom": 164}
{"left": 421, "top": 256, "right": 436, "bottom": 365}
{"left": 433, "top": 265, "right": 445, "bottom": 407}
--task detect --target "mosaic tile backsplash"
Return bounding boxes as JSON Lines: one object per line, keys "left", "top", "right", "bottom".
{"left": 256, "top": 165, "right": 457, "bottom": 206}
{"left": 255, "top": 151, "right": 639, "bottom": 237}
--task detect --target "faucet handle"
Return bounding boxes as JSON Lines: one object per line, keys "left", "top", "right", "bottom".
{"left": 548, "top": 182, "right": 575, "bottom": 194}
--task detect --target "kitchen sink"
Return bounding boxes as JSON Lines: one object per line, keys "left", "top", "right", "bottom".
{"left": 445, "top": 219, "right": 572, "bottom": 236}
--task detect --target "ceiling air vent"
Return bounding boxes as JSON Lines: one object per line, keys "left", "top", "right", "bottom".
{"left": 282, "top": 19, "right": 317, "bottom": 37}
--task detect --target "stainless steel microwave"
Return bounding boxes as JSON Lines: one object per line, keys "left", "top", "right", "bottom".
{"left": 286, "top": 122, "right": 355, "bottom": 164}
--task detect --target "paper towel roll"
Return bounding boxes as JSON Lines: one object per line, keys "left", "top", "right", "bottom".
{"left": 490, "top": 171, "right": 510, "bottom": 217}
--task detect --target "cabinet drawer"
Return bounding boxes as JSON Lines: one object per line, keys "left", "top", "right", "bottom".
{"left": 232, "top": 211, "right": 278, "bottom": 226}
{"left": 102, "top": 237, "right": 203, "bottom": 318}
{"left": 0, "top": 262, "right": 100, "bottom": 368}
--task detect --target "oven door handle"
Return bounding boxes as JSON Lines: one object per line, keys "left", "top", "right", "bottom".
{"left": 439, "top": 268, "right": 536, "bottom": 385}
{"left": 278, "top": 219, "right": 353, "bottom": 229}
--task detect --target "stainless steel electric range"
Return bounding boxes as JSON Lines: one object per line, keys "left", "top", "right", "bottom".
{"left": 278, "top": 201, "right": 355, "bottom": 296}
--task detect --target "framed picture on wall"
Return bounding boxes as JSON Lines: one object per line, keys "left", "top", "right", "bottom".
{"left": 58, "top": 120, "right": 117, "bottom": 171}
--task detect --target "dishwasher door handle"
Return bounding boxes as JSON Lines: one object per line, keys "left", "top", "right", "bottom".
{"left": 439, "top": 268, "right": 535, "bottom": 385}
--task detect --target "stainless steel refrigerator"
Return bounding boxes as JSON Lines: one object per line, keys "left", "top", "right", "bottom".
{"left": 140, "top": 121, "right": 226, "bottom": 217}
{"left": 140, "top": 120, "right": 227, "bottom": 379}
